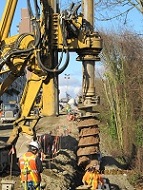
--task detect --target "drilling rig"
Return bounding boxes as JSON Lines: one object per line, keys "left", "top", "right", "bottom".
{"left": 0, "top": 0, "right": 102, "bottom": 177}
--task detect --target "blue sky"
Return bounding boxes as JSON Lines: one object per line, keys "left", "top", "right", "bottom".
{"left": 0, "top": 1, "right": 83, "bottom": 99}
{"left": 1, "top": 0, "right": 143, "bottom": 99}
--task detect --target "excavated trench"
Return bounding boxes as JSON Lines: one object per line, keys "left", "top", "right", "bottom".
{"left": 0, "top": 115, "right": 86, "bottom": 189}
{"left": 0, "top": 115, "right": 137, "bottom": 189}
{"left": 32, "top": 114, "right": 100, "bottom": 190}
{"left": 0, "top": 135, "right": 84, "bottom": 190}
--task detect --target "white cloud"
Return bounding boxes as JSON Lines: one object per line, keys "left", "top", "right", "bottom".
{"left": 58, "top": 53, "right": 105, "bottom": 100}
{"left": 59, "top": 73, "right": 81, "bottom": 99}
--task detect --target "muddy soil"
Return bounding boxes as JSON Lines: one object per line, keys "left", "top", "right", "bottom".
{"left": 0, "top": 115, "right": 83, "bottom": 190}
{"left": 0, "top": 115, "right": 142, "bottom": 189}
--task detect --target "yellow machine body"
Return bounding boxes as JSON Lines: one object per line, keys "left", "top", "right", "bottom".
{"left": 0, "top": 0, "right": 102, "bottom": 150}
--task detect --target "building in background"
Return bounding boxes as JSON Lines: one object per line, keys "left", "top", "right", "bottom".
{"left": 18, "top": 8, "right": 33, "bottom": 80}
{"left": 0, "top": 8, "right": 32, "bottom": 106}
{"left": 18, "top": 8, "right": 33, "bottom": 34}
{"left": 0, "top": 73, "right": 25, "bottom": 105}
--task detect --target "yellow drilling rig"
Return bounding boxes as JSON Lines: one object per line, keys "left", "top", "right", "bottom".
{"left": 0, "top": 0, "right": 102, "bottom": 176}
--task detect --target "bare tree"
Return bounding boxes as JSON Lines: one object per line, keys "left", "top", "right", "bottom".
{"left": 96, "top": 0, "right": 143, "bottom": 23}
{"left": 100, "top": 30, "right": 143, "bottom": 169}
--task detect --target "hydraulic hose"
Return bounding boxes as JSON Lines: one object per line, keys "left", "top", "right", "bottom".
{"left": 37, "top": 19, "right": 70, "bottom": 74}
{"left": 0, "top": 5, "right": 41, "bottom": 67}
{"left": 33, "top": 0, "right": 40, "bottom": 19}
{"left": 0, "top": 33, "right": 34, "bottom": 70}
{"left": 37, "top": 45, "right": 69, "bottom": 74}
{"left": 26, "top": 0, "right": 70, "bottom": 75}
{"left": 27, "top": 0, "right": 41, "bottom": 47}
{"left": 27, "top": 0, "right": 34, "bottom": 18}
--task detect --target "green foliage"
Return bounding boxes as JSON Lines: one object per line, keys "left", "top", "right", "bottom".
{"left": 108, "top": 111, "right": 118, "bottom": 139}
{"left": 128, "top": 172, "right": 143, "bottom": 186}
{"left": 135, "top": 119, "right": 143, "bottom": 147}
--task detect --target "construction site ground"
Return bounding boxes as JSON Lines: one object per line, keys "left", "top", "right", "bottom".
{"left": 0, "top": 115, "right": 142, "bottom": 190}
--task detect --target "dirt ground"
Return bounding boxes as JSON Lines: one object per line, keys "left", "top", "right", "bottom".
{"left": 0, "top": 115, "right": 142, "bottom": 189}
{"left": 0, "top": 115, "right": 82, "bottom": 190}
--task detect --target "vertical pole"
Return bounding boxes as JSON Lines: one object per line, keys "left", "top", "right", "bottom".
{"left": 77, "top": 0, "right": 101, "bottom": 170}
{"left": 42, "top": 0, "right": 59, "bottom": 116}
{"left": 82, "top": 0, "right": 96, "bottom": 101}
{"left": 83, "top": 0, "right": 94, "bottom": 30}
